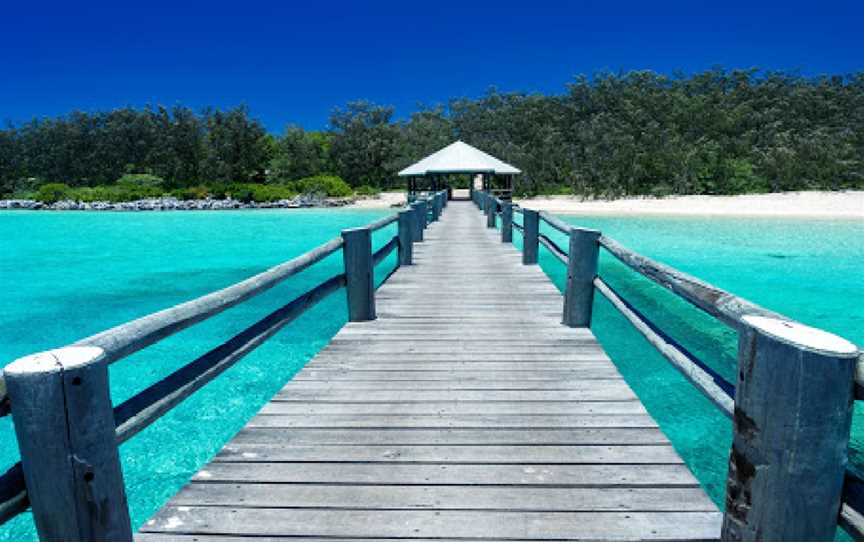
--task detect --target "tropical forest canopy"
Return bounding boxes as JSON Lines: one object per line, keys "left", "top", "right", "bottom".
{"left": 0, "top": 68, "right": 861, "bottom": 201}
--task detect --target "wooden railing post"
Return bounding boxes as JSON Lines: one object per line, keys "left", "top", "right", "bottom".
{"left": 4, "top": 346, "right": 133, "bottom": 542}
{"left": 501, "top": 202, "right": 513, "bottom": 243}
{"left": 418, "top": 200, "right": 428, "bottom": 231}
{"left": 486, "top": 197, "right": 497, "bottom": 228}
{"left": 522, "top": 209, "right": 539, "bottom": 264}
{"left": 342, "top": 227, "right": 375, "bottom": 321}
{"left": 397, "top": 209, "right": 413, "bottom": 266}
{"left": 562, "top": 227, "right": 601, "bottom": 327}
{"left": 410, "top": 202, "right": 424, "bottom": 242}
{"left": 721, "top": 317, "right": 858, "bottom": 542}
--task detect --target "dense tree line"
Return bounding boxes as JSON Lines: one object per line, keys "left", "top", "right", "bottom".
{"left": 1, "top": 68, "right": 862, "bottom": 199}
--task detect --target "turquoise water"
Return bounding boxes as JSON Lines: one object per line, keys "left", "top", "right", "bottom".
{"left": 525, "top": 215, "right": 863, "bottom": 510}
{"left": 0, "top": 209, "right": 393, "bottom": 541}
{"left": 0, "top": 209, "right": 862, "bottom": 540}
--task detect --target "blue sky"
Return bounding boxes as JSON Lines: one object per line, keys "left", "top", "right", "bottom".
{"left": 1, "top": 0, "right": 861, "bottom": 132}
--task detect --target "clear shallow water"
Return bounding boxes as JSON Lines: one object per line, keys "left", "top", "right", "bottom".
{"left": 0, "top": 209, "right": 861, "bottom": 540}
{"left": 0, "top": 209, "right": 393, "bottom": 541}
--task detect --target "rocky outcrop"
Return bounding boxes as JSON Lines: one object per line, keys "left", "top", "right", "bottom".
{"left": 0, "top": 196, "right": 356, "bottom": 211}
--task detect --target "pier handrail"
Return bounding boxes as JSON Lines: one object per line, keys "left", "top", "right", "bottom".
{"left": 0, "top": 192, "right": 449, "bottom": 537}
{"left": 597, "top": 236, "right": 785, "bottom": 331}
{"left": 481, "top": 190, "right": 863, "bottom": 542}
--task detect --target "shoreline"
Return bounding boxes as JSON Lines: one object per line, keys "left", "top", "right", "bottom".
{"left": 1, "top": 191, "right": 861, "bottom": 219}
{"left": 515, "top": 190, "right": 864, "bottom": 220}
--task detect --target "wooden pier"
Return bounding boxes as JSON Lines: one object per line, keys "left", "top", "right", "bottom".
{"left": 137, "top": 201, "right": 721, "bottom": 541}
{"left": 1, "top": 190, "right": 861, "bottom": 542}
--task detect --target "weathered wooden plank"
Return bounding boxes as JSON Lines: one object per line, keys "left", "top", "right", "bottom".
{"left": 280, "top": 379, "right": 625, "bottom": 390}
{"left": 191, "top": 462, "right": 702, "bottom": 486}
{"left": 311, "top": 353, "right": 612, "bottom": 362}
{"left": 294, "top": 369, "right": 622, "bottom": 379}
{"left": 259, "top": 400, "right": 646, "bottom": 415}
{"left": 273, "top": 388, "right": 638, "bottom": 402}
{"left": 170, "top": 484, "right": 716, "bottom": 511}
{"left": 245, "top": 413, "right": 658, "bottom": 429}
{"left": 230, "top": 427, "right": 667, "bottom": 445}
{"left": 137, "top": 536, "right": 528, "bottom": 542}
{"left": 301, "top": 364, "right": 617, "bottom": 376}
{"left": 141, "top": 508, "right": 722, "bottom": 540}
{"left": 215, "top": 444, "right": 681, "bottom": 463}
{"left": 329, "top": 334, "right": 597, "bottom": 342}
{"left": 137, "top": 536, "right": 537, "bottom": 542}
{"left": 319, "top": 345, "right": 608, "bottom": 353}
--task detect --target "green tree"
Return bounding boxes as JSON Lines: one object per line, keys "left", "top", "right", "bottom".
{"left": 329, "top": 101, "right": 399, "bottom": 187}
{"left": 269, "top": 126, "right": 332, "bottom": 182}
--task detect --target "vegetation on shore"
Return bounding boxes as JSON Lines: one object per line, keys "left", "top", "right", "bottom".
{"left": 0, "top": 68, "right": 861, "bottom": 200}
{"left": 30, "top": 174, "right": 355, "bottom": 204}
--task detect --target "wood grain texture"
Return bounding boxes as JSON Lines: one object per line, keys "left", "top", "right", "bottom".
{"left": 722, "top": 318, "right": 857, "bottom": 542}
{"left": 140, "top": 201, "right": 720, "bottom": 541}
{"left": 5, "top": 348, "right": 133, "bottom": 542}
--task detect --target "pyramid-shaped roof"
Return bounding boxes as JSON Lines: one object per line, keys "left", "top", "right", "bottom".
{"left": 398, "top": 141, "right": 521, "bottom": 176}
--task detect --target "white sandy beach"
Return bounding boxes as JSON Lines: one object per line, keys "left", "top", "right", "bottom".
{"left": 351, "top": 190, "right": 864, "bottom": 219}
{"left": 349, "top": 192, "right": 409, "bottom": 209}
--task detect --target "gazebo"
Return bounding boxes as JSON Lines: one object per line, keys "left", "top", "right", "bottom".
{"left": 398, "top": 141, "right": 521, "bottom": 201}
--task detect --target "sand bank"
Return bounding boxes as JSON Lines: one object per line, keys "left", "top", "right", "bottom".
{"left": 516, "top": 191, "right": 864, "bottom": 219}
{"left": 349, "top": 190, "right": 863, "bottom": 219}
{"left": 348, "top": 192, "right": 408, "bottom": 209}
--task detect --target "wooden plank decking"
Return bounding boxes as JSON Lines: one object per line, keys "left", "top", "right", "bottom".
{"left": 138, "top": 201, "right": 722, "bottom": 541}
